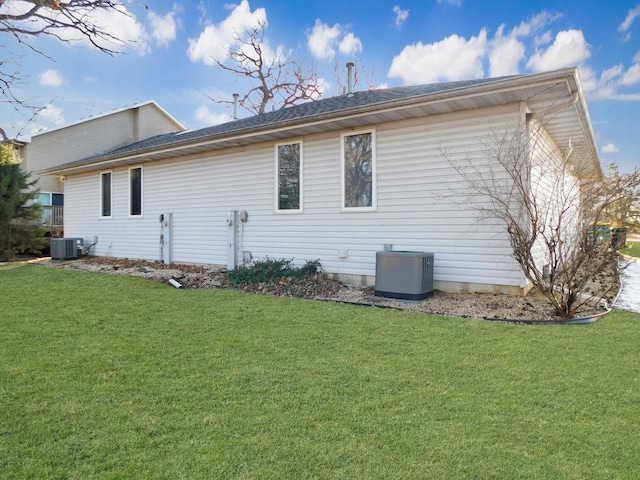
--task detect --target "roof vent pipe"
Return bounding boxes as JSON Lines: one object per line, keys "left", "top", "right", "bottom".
{"left": 233, "top": 93, "right": 239, "bottom": 120}
{"left": 346, "top": 62, "right": 355, "bottom": 97}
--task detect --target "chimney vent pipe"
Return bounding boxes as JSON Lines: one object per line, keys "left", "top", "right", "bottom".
{"left": 346, "top": 62, "right": 355, "bottom": 97}
{"left": 233, "top": 93, "right": 239, "bottom": 120}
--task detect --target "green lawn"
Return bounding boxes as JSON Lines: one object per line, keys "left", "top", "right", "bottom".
{"left": 621, "top": 240, "right": 640, "bottom": 258}
{"left": 2, "top": 264, "right": 640, "bottom": 479}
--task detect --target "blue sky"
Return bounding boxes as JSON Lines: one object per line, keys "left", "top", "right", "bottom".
{"left": 2, "top": 0, "right": 640, "bottom": 172}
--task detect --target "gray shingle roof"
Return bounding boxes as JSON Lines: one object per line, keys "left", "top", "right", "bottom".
{"left": 82, "top": 76, "right": 513, "bottom": 162}
{"left": 38, "top": 68, "right": 602, "bottom": 179}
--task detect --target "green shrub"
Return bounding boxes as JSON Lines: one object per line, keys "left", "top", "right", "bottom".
{"left": 228, "top": 258, "right": 322, "bottom": 285}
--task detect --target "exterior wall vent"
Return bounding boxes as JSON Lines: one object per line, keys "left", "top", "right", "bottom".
{"left": 51, "top": 238, "right": 84, "bottom": 260}
{"left": 374, "top": 251, "right": 434, "bottom": 301}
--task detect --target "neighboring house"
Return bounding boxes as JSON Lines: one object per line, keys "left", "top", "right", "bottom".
{"left": 40, "top": 67, "right": 601, "bottom": 295}
{"left": 18, "top": 101, "right": 185, "bottom": 233}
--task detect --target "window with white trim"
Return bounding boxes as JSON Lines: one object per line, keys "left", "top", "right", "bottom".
{"left": 129, "top": 166, "right": 143, "bottom": 216}
{"left": 342, "top": 130, "right": 375, "bottom": 210}
{"left": 100, "top": 172, "right": 112, "bottom": 218}
{"left": 276, "top": 141, "right": 302, "bottom": 212}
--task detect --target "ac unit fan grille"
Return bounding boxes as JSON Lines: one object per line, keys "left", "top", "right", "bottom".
{"left": 51, "top": 238, "right": 83, "bottom": 260}
{"left": 374, "top": 251, "right": 434, "bottom": 301}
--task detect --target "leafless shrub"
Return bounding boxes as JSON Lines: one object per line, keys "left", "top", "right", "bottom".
{"left": 446, "top": 116, "right": 637, "bottom": 318}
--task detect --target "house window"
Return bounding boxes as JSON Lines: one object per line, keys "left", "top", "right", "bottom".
{"left": 35, "top": 192, "right": 64, "bottom": 206}
{"left": 36, "top": 193, "right": 51, "bottom": 206}
{"left": 100, "top": 172, "right": 112, "bottom": 218}
{"left": 129, "top": 167, "right": 143, "bottom": 216}
{"left": 276, "top": 141, "right": 302, "bottom": 211}
{"left": 52, "top": 193, "right": 64, "bottom": 207}
{"left": 36, "top": 192, "right": 64, "bottom": 225}
{"left": 342, "top": 130, "right": 375, "bottom": 210}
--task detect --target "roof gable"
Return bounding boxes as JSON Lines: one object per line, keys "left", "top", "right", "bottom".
{"left": 29, "top": 101, "right": 184, "bottom": 140}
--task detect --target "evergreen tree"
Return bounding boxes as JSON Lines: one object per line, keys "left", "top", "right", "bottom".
{"left": 0, "top": 144, "right": 46, "bottom": 261}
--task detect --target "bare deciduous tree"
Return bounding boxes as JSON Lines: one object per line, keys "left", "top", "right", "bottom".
{"left": 208, "top": 21, "right": 322, "bottom": 116}
{"left": 447, "top": 117, "right": 639, "bottom": 319}
{"left": 1, "top": 0, "right": 132, "bottom": 140}
{"left": 601, "top": 162, "right": 640, "bottom": 228}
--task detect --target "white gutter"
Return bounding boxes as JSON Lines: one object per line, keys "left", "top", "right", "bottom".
{"left": 41, "top": 68, "right": 594, "bottom": 177}
{"left": 527, "top": 92, "right": 579, "bottom": 119}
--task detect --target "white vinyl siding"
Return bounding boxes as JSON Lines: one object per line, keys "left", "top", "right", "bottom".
{"left": 24, "top": 103, "right": 182, "bottom": 196}
{"left": 529, "top": 121, "right": 582, "bottom": 276}
{"left": 63, "top": 104, "right": 527, "bottom": 290}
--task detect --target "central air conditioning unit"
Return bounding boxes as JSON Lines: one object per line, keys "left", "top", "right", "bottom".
{"left": 374, "top": 251, "right": 434, "bottom": 301}
{"left": 50, "top": 238, "right": 84, "bottom": 260}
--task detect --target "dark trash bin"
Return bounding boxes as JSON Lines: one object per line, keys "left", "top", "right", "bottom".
{"left": 611, "top": 227, "right": 628, "bottom": 249}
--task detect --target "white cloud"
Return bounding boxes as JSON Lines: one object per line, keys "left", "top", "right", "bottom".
{"left": 1, "top": 1, "right": 149, "bottom": 53}
{"left": 388, "top": 29, "right": 487, "bottom": 84}
{"left": 578, "top": 66, "right": 598, "bottom": 93}
{"left": 307, "top": 19, "right": 342, "bottom": 60}
{"left": 393, "top": 6, "right": 409, "bottom": 28}
{"left": 582, "top": 62, "right": 640, "bottom": 99}
{"left": 488, "top": 12, "right": 561, "bottom": 77}
{"left": 388, "top": 10, "right": 564, "bottom": 84}
{"left": 581, "top": 65, "right": 620, "bottom": 98}
{"left": 620, "top": 63, "right": 640, "bottom": 86}
{"left": 197, "top": 2, "right": 207, "bottom": 18}
{"left": 489, "top": 25, "right": 525, "bottom": 77}
{"left": 38, "top": 103, "right": 65, "bottom": 126}
{"left": 339, "top": 32, "right": 363, "bottom": 56}
{"left": 619, "top": 5, "right": 640, "bottom": 33}
{"left": 602, "top": 143, "right": 619, "bottom": 154}
{"left": 98, "top": 5, "right": 149, "bottom": 53}
{"left": 194, "top": 105, "right": 231, "bottom": 125}
{"left": 526, "top": 29, "right": 590, "bottom": 72}
{"left": 600, "top": 64, "right": 624, "bottom": 83}
{"left": 187, "top": 0, "right": 267, "bottom": 65}
{"left": 577, "top": 43, "right": 640, "bottom": 99}
{"left": 534, "top": 30, "right": 553, "bottom": 47}
{"left": 39, "top": 69, "right": 64, "bottom": 87}
{"left": 149, "top": 10, "right": 177, "bottom": 47}
{"left": 307, "top": 19, "right": 361, "bottom": 61}
{"left": 511, "top": 11, "right": 562, "bottom": 37}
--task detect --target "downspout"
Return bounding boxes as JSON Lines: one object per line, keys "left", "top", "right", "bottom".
{"left": 527, "top": 92, "right": 579, "bottom": 120}
{"left": 133, "top": 106, "right": 140, "bottom": 142}
{"left": 520, "top": 101, "right": 533, "bottom": 290}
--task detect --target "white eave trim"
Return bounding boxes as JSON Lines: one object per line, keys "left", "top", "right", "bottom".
{"left": 41, "top": 68, "right": 596, "bottom": 177}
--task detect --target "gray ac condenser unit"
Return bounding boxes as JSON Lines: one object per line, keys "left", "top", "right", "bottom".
{"left": 51, "top": 238, "right": 83, "bottom": 260}
{"left": 374, "top": 251, "right": 434, "bottom": 301}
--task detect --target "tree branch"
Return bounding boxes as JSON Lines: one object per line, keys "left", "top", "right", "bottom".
{"left": 206, "top": 20, "right": 321, "bottom": 116}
